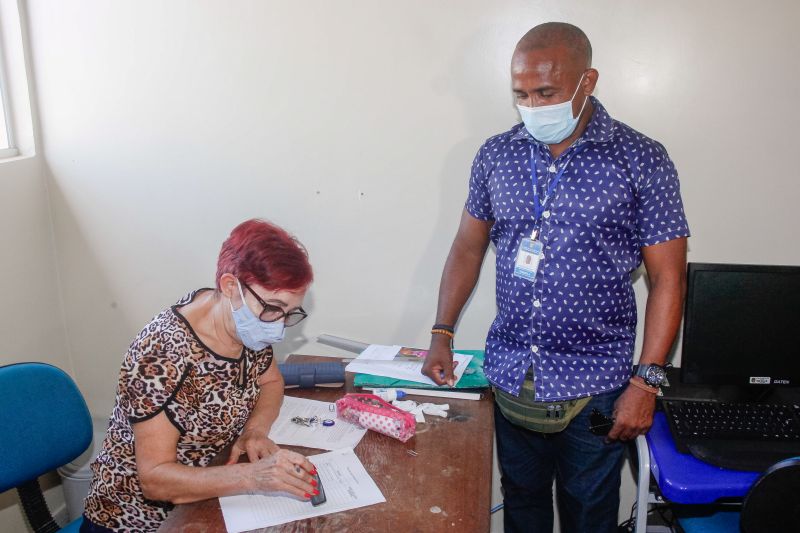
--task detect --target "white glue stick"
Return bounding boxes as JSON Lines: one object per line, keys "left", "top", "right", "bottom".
{"left": 372, "top": 389, "right": 407, "bottom": 402}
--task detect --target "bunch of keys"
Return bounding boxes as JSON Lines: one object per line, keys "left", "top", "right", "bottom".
{"left": 291, "top": 415, "right": 320, "bottom": 427}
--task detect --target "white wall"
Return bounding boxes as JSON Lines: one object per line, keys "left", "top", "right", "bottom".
{"left": 0, "top": 156, "right": 67, "bottom": 368}
{"left": 0, "top": 155, "right": 73, "bottom": 533}
{"left": 0, "top": 0, "right": 72, "bottom": 530}
{"left": 14, "top": 0, "right": 800, "bottom": 531}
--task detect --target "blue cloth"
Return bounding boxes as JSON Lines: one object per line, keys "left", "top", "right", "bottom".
{"left": 465, "top": 97, "right": 690, "bottom": 399}
{"left": 79, "top": 515, "right": 115, "bottom": 533}
{"left": 494, "top": 388, "right": 624, "bottom": 533}
{"left": 673, "top": 506, "right": 741, "bottom": 533}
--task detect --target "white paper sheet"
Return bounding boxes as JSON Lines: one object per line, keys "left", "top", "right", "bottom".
{"left": 344, "top": 344, "right": 473, "bottom": 387}
{"left": 268, "top": 396, "right": 367, "bottom": 450}
{"left": 357, "top": 344, "right": 403, "bottom": 360}
{"left": 219, "top": 448, "right": 385, "bottom": 533}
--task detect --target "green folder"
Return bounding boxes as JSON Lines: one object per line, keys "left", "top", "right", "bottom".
{"left": 352, "top": 350, "right": 489, "bottom": 389}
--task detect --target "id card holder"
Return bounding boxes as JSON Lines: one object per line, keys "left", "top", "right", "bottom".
{"left": 513, "top": 237, "right": 544, "bottom": 281}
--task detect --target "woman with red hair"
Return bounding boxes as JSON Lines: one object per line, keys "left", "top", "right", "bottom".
{"left": 82, "top": 219, "right": 317, "bottom": 533}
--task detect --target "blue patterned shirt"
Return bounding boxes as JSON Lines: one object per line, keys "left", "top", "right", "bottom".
{"left": 466, "top": 97, "right": 689, "bottom": 399}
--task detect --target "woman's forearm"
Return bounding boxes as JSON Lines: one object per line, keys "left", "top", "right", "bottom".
{"left": 140, "top": 461, "right": 254, "bottom": 504}
{"left": 243, "top": 378, "right": 283, "bottom": 433}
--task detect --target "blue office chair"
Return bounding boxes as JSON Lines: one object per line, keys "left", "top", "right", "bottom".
{"left": 0, "top": 362, "right": 92, "bottom": 533}
{"left": 676, "top": 456, "right": 800, "bottom": 533}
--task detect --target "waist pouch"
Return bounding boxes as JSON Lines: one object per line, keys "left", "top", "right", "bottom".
{"left": 494, "top": 372, "right": 591, "bottom": 433}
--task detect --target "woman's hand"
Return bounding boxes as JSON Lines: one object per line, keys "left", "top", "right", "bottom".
{"left": 226, "top": 428, "right": 280, "bottom": 465}
{"left": 250, "top": 449, "right": 318, "bottom": 499}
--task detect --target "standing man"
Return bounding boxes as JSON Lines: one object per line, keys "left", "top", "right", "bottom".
{"left": 422, "top": 22, "right": 689, "bottom": 532}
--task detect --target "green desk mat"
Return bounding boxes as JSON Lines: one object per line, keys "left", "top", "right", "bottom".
{"left": 353, "top": 350, "right": 489, "bottom": 389}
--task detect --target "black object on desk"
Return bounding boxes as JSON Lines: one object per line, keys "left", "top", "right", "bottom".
{"left": 659, "top": 367, "right": 800, "bottom": 471}
{"left": 662, "top": 399, "right": 800, "bottom": 471}
{"left": 310, "top": 472, "right": 326, "bottom": 506}
{"left": 278, "top": 362, "right": 345, "bottom": 388}
{"left": 659, "top": 262, "right": 800, "bottom": 471}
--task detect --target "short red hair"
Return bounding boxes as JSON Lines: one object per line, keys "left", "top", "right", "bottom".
{"left": 216, "top": 219, "right": 313, "bottom": 292}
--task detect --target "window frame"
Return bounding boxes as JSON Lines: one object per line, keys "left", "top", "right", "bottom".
{"left": 0, "top": 41, "right": 19, "bottom": 159}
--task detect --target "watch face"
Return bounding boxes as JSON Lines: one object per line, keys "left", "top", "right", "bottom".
{"left": 645, "top": 366, "right": 666, "bottom": 386}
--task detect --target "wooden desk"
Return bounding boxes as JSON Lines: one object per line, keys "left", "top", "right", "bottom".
{"left": 159, "top": 354, "right": 494, "bottom": 532}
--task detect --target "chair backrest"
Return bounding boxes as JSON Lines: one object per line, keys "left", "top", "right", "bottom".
{"left": 0, "top": 362, "right": 92, "bottom": 493}
{"left": 740, "top": 456, "right": 800, "bottom": 533}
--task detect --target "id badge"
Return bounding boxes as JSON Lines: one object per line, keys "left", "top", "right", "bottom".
{"left": 513, "top": 238, "right": 544, "bottom": 281}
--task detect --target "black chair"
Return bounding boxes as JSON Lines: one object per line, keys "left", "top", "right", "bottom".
{"left": 739, "top": 456, "right": 800, "bottom": 533}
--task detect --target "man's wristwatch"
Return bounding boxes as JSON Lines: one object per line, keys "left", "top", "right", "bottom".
{"left": 633, "top": 363, "right": 668, "bottom": 388}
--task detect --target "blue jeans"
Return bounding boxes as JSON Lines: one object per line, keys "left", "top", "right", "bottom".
{"left": 495, "top": 388, "right": 625, "bottom": 533}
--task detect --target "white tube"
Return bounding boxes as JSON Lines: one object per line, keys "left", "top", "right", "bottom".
{"left": 317, "top": 334, "right": 370, "bottom": 354}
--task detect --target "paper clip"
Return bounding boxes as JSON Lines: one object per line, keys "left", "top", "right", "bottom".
{"left": 406, "top": 449, "right": 419, "bottom": 457}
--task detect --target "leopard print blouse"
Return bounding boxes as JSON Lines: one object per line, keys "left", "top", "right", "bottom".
{"left": 83, "top": 289, "right": 273, "bottom": 531}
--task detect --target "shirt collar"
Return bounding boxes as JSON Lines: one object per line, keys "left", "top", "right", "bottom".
{"left": 510, "top": 96, "right": 615, "bottom": 145}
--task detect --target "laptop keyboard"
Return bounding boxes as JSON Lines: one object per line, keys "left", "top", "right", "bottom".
{"left": 663, "top": 400, "right": 800, "bottom": 441}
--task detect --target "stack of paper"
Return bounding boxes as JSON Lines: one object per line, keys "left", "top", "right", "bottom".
{"left": 344, "top": 344, "right": 473, "bottom": 387}
{"left": 219, "top": 448, "right": 385, "bottom": 532}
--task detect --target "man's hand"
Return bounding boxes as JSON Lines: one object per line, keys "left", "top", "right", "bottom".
{"left": 606, "top": 383, "right": 657, "bottom": 441}
{"left": 421, "top": 337, "right": 455, "bottom": 386}
{"left": 226, "top": 428, "right": 280, "bottom": 465}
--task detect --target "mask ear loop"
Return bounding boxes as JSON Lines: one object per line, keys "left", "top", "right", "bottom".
{"left": 230, "top": 278, "right": 248, "bottom": 312}
{"left": 570, "top": 72, "right": 590, "bottom": 119}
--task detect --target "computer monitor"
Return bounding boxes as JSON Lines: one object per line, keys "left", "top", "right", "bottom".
{"left": 681, "top": 262, "right": 800, "bottom": 387}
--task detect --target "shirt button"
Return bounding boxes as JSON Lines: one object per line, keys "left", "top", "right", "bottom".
{"left": 542, "top": 211, "right": 551, "bottom": 218}
{"left": 548, "top": 164, "right": 557, "bottom": 173}
{"left": 533, "top": 299, "right": 541, "bottom": 308}
{"left": 531, "top": 345, "right": 539, "bottom": 353}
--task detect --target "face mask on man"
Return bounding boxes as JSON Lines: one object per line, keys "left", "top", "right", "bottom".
{"left": 517, "top": 72, "right": 588, "bottom": 144}
{"left": 230, "top": 279, "right": 285, "bottom": 350}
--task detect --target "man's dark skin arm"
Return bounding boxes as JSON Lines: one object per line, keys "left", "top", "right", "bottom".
{"left": 421, "top": 209, "right": 492, "bottom": 386}
{"left": 607, "top": 237, "right": 687, "bottom": 441}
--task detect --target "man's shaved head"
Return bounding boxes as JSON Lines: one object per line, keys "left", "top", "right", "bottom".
{"left": 515, "top": 22, "right": 592, "bottom": 69}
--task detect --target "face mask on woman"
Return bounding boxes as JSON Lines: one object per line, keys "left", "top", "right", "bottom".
{"left": 230, "top": 279, "right": 285, "bottom": 350}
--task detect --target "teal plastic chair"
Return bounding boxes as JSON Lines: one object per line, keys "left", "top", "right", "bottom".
{"left": 0, "top": 362, "right": 92, "bottom": 532}
{"left": 676, "top": 456, "right": 800, "bottom": 533}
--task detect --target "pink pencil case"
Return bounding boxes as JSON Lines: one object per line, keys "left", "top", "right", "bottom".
{"left": 335, "top": 393, "right": 416, "bottom": 442}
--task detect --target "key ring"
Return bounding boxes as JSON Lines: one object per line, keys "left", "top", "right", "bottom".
{"left": 290, "top": 416, "right": 320, "bottom": 427}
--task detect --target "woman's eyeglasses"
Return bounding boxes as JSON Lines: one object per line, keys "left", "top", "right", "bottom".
{"left": 241, "top": 281, "right": 308, "bottom": 327}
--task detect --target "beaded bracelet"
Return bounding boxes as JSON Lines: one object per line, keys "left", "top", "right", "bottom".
{"left": 431, "top": 328, "right": 455, "bottom": 339}
{"left": 431, "top": 327, "right": 455, "bottom": 348}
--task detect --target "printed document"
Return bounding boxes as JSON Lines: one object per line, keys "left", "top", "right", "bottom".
{"left": 344, "top": 344, "right": 473, "bottom": 387}
{"left": 268, "top": 396, "right": 367, "bottom": 450}
{"left": 219, "top": 448, "right": 385, "bottom": 532}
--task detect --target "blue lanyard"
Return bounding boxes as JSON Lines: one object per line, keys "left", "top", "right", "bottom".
{"left": 530, "top": 143, "right": 588, "bottom": 223}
